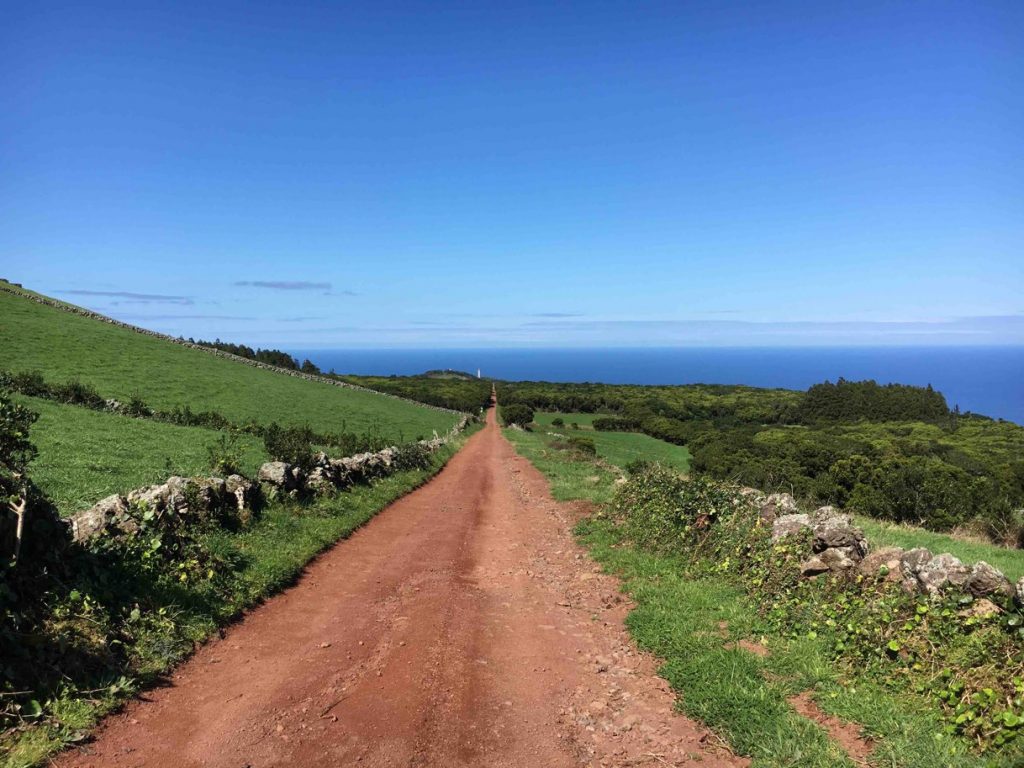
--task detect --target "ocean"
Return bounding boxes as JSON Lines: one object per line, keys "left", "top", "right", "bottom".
{"left": 292, "top": 347, "right": 1024, "bottom": 425}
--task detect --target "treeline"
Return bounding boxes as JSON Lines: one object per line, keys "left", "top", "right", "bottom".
{"left": 798, "top": 378, "right": 950, "bottom": 423}
{"left": 335, "top": 373, "right": 493, "bottom": 413}
{"left": 501, "top": 379, "right": 953, "bottom": 429}
{"left": 188, "top": 338, "right": 321, "bottom": 374}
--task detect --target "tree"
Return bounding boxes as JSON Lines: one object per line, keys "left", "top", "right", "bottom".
{"left": 501, "top": 404, "right": 535, "bottom": 428}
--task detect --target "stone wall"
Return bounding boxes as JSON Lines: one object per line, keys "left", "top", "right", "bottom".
{"left": 67, "top": 414, "right": 472, "bottom": 544}
{"left": 752, "top": 489, "right": 1023, "bottom": 608}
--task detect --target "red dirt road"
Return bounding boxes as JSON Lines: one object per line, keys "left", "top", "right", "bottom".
{"left": 58, "top": 409, "right": 744, "bottom": 768}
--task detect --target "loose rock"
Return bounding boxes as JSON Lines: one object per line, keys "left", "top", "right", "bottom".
{"left": 965, "top": 561, "right": 1013, "bottom": 599}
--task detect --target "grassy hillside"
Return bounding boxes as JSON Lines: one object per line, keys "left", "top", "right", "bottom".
{"left": 0, "top": 285, "right": 458, "bottom": 441}
{"left": 533, "top": 411, "right": 691, "bottom": 472}
{"left": 19, "top": 395, "right": 269, "bottom": 513}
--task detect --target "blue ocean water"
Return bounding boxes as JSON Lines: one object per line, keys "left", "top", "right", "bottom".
{"left": 292, "top": 347, "right": 1024, "bottom": 425}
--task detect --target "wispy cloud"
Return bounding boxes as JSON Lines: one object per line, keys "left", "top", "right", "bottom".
{"left": 531, "top": 312, "right": 583, "bottom": 318}
{"left": 61, "top": 289, "right": 193, "bottom": 306}
{"left": 113, "top": 314, "right": 256, "bottom": 321}
{"left": 279, "top": 316, "right": 325, "bottom": 322}
{"left": 235, "top": 280, "right": 333, "bottom": 291}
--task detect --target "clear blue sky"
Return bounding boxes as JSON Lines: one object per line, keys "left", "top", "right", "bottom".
{"left": 2, "top": 1, "right": 1022, "bottom": 347}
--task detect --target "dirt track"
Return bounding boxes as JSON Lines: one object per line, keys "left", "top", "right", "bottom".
{"left": 58, "top": 408, "right": 744, "bottom": 767}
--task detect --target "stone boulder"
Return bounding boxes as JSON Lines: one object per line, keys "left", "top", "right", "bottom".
{"left": 819, "top": 546, "right": 860, "bottom": 571}
{"left": 771, "top": 514, "right": 810, "bottom": 540}
{"left": 165, "top": 476, "right": 227, "bottom": 515}
{"left": 1015, "top": 577, "right": 1024, "bottom": 609}
{"left": 306, "top": 466, "right": 337, "bottom": 492}
{"left": 810, "top": 508, "right": 867, "bottom": 559}
{"left": 916, "top": 553, "right": 971, "bottom": 596}
{"left": 127, "top": 482, "right": 174, "bottom": 513}
{"left": 959, "top": 598, "right": 1003, "bottom": 619}
{"left": 70, "top": 494, "right": 127, "bottom": 542}
{"left": 857, "top": 546, "right": 905, "bottom": 581}
{"left": 965, "top": 561, "right": 1013, "bottom": 599}
{"left": 800, "top": 556, "right": 830, "bottom": 576}
{"left": 225, "top": 474, "right": 255, "bottom": 511}
{"left": 259, "top": 461, "right": 294, "bottom": 489}
{"left": 759, "top": 492, "right": 799, "bottom": 523}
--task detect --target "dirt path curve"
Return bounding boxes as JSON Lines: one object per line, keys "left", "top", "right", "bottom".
{"left": 58, "top": 408, "right": 745, "bottom": 768}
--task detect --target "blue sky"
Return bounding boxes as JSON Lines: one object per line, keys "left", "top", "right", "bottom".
{"left": 2, "top": 1, "right": 1022, "bottom": 348}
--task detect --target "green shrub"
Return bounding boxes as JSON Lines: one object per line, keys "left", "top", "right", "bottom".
{"left": 551, "top": 417, "right": 564, "bottom": 427}
{"left": 625, "top": 458, "right": 653, "bottom": 475}
{"left": 261, "top": 423, "right": 317, "bottom": 470}
{"left": 390, "top": 443, "right": 432, "bottom": 472}
{"left": 567, "top": 436, "right": 597, "bottom": 456}
{"left": 501, "top": 404, "right": 535, "bottom": 428}
{"left": 207, "top": 432, "right": 244, "bottom": 476}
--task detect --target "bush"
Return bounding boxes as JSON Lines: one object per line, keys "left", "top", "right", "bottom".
{"left": 390, "top": 443, "right": 432, "bottom": 472}
{"left": 261, "top": 423, "right": 317, "bottom": 470}
{"left": 51, "top": 379, "right": 105, "bottom": 409}
{"left": 124, "top": 394, "right": 152, "bottom": 418}
{"left": 551, "top": 417, "right": 564, "bottom": 427}
{"left": 501, "top": 404, "right": 535, "bottom": 428}
{"left": 625, "top": 458, "right": 653, "bottom": 475}
{"left": 207, "top": 432, "right": 244, "bottom": 476}
{"left": 9, "top": 370, "right": 48, "bottom": 398}
{"left": 567, "top": 436, "right": 597, "bottom": 456}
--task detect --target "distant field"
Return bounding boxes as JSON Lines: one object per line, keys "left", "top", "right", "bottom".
{"left": 20, "top": 395, "right": 269, "bottom": 514}
{"left": 0, "top": 286, "right": 458, "bottom": 441}
{"left": 534, "top": 412, "right": 691, "bottom": 472}
{"left": 855, "top": 515, "right": 1024, "bottom": 582}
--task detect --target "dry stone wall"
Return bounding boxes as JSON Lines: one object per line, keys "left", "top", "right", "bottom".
{"left": 752, "top": 488, "right": 1023, "bottom": 608}
{"left": 67, "top": 414, "right": 471, "bottom": 544}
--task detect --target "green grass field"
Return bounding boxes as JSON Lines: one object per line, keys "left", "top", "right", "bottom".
{"left": 533, "top": 411, "right": 692, "bottom": 471}
{"left": 19, "top": 395, "right": 269, "bottom": 514}
{"left": 0, "top": 285, "right": 457, "bottom": 441}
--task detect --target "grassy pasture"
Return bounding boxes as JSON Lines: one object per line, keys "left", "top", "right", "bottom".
{"left": 533, "top": 411, "right": 692, "bottom": 472}
{"left": 0, "top": 286, "right": 457, "bottom": 441}
{"left": 19, "top": 395, "right": 269, "bottom": 514}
